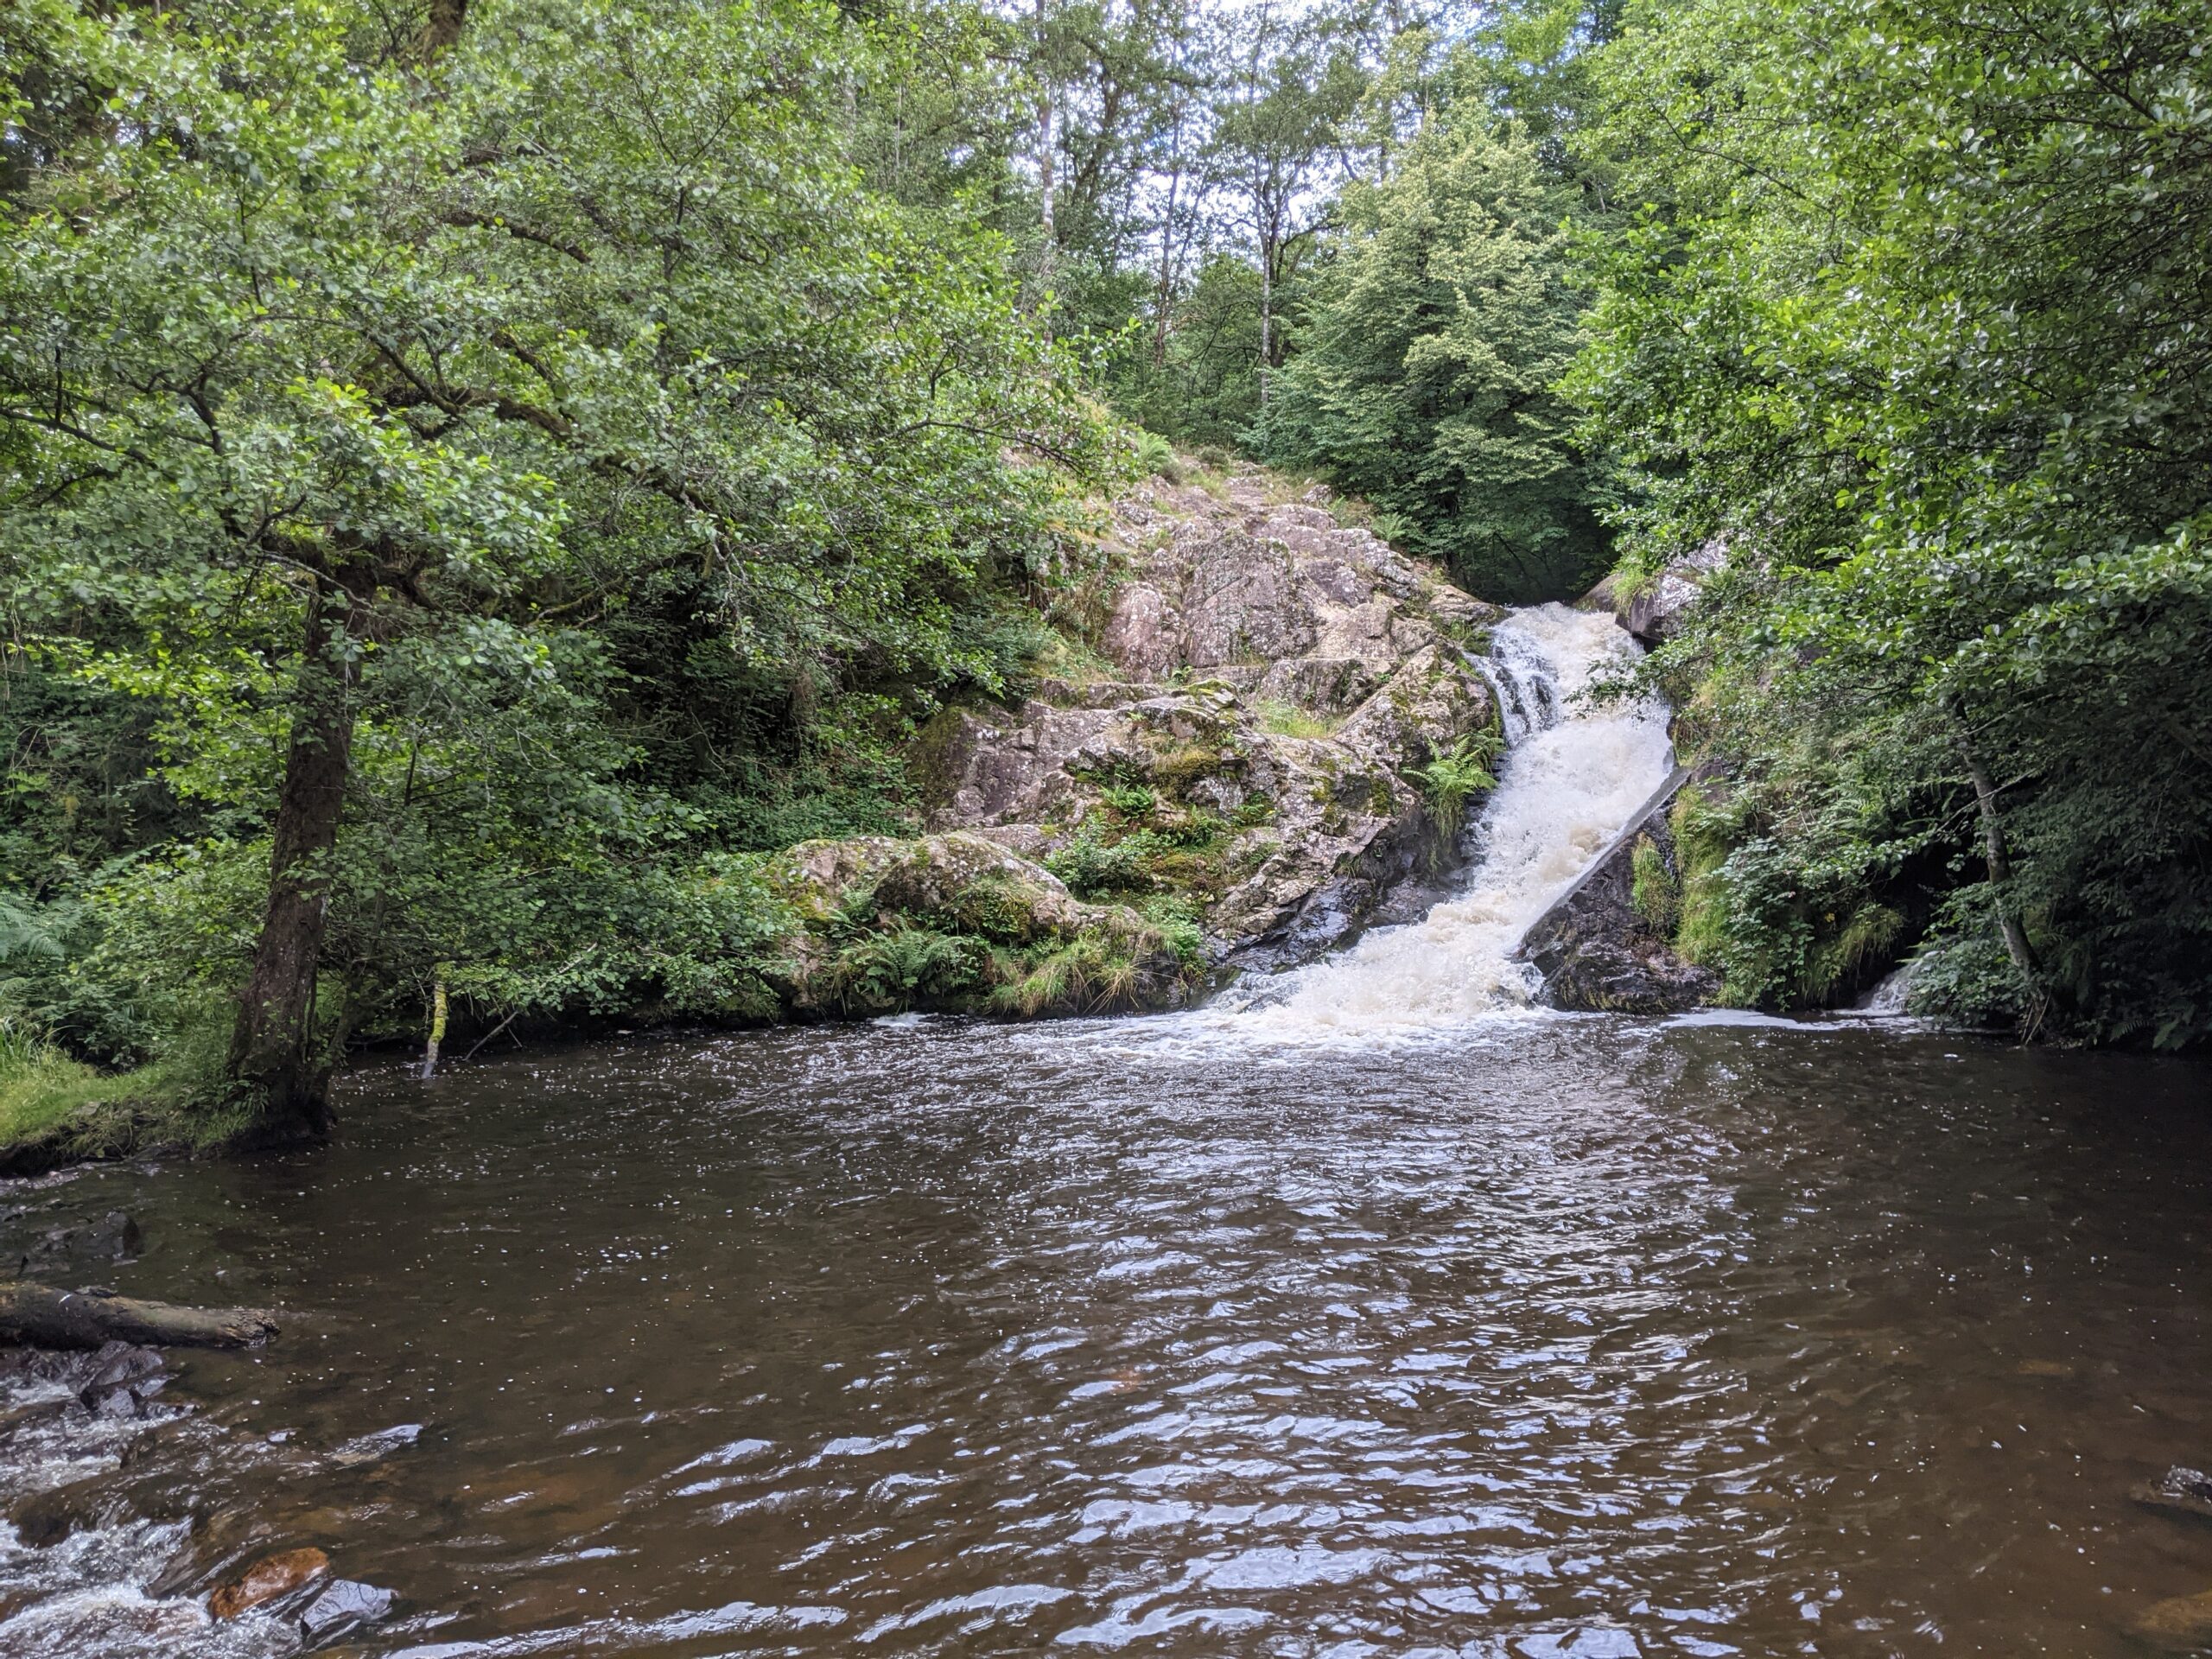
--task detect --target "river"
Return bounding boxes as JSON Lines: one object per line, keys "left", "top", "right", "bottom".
{"left": 1, "top": 613, "right": 2208, "bottom": 1656}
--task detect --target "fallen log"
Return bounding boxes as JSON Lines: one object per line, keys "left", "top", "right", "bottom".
{"left": 0, "top": 1281, "right": 277, "bottom": 1350}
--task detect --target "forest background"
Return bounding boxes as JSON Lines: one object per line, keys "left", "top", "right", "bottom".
{"left": 2, "top": 0, "right": 2206, "bottom": 1149}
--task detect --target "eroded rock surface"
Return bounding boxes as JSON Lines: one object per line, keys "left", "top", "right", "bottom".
{"left": 1517, "top": 767, "right": 1719, "bottom": 1014}
{"left": 918, "top": 469, "right": 1500, "bottom": 970}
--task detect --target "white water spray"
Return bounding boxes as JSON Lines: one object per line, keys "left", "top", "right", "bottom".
{"left": 1233, "top": 603, "right": 1674, "bottom": 1035}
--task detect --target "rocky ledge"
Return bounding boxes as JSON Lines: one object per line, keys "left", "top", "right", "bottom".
{"left": 909, "top": 467, "right": 1500, "bottom": 976}
{"left": 757, "top": 467, "right": 1501, "bottom": 1016}
{"left": 1518, "top": 766, "right": 1720, "bottom": 1014}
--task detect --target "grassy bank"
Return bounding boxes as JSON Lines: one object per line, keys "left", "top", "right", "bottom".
{"left": 0, "top": 1021, "right": 239, "bottom": 1170}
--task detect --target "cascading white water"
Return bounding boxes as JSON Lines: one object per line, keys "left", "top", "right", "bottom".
{"left": 1234, "top": 603, "right": 1674, "bottom": 1035}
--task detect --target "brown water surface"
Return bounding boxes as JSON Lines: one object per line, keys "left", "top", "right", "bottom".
{"left": 0, "top": 1012, "right": 2209, "bottom": 1656}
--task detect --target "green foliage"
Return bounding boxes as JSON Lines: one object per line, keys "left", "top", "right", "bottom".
{"left": 1573, "top": 0, "right": 2212, "bottom": 1044}
{"left": 1408, "top": 729, "right": 1503, "bottom": 845}
{"left": 0, "top": 995, "right": 237, "bottom": 1157}
{"left": 1128, "top": 430, "right": 1185, "bottom": 483}
{"left": 1257, "top": 701, "right": 1338, "bottom": 740}
{"left": 1100, "top": 784, "right": 1160, "bottom": 818}
{"left": 1114, "top": 254, "right": 1270, "bottom": 448}
{"left": 1046, "top": 822, "right": 1163, "bottom": 898}
{"left": 0, "top": 0, "right": 1112, "bottom": 1112}
{"left": 821, "top": 926, "right": 990, "bottom": 1015}
{"left": 1257, "top": 110, "right": 1606, "bottom": 601}
{"left": 1628, "top": 836, "right": 1679, "bottom": 933}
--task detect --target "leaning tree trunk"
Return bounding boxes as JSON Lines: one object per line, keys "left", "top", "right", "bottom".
{"left": 227, "top": 588, "right": 370, "bottom": 1142}
{"left": 1947, "top": 700, "right": 2048, "bottom": 1037}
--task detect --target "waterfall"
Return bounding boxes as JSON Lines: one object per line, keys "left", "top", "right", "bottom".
{"left": 1232, "top": 603, "right": 1674, "bottom": 1034}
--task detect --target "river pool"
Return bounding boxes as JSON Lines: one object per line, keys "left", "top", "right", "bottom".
{"left": 0, "top": 1011, "right": 2207, "bottom": 1656}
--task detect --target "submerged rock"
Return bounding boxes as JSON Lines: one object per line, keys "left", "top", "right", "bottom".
{"left": 208, "top": 1546, "right": 330, "bottom": 1618}
{"left": 2136, "top": 1466, "right": 2212, "bottom": 1525}
{"left": 329, "top": 1421, "right": 423, "bottom": 1468}
{"left": 918, "top": 467, "right": 1499, "bottom": 971}
{"left": 2131, "top": 1586, "right": 2212, "bottom": 1651}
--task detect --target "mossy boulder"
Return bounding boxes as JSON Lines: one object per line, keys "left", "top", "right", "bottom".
{"left": 762, "top": 832, "right": 1198, "bottom": 1017}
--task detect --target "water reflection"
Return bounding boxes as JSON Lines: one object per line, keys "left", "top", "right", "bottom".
{"left": 0, "top": 1014, "right": 2205, "bottom": 1656}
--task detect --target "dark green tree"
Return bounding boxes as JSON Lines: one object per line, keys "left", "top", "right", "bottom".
{"left": 1258, "top": 110, "right": 1603, "bottom": 600}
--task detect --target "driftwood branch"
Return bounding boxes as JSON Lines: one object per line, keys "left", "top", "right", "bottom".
{"left": 0, "top": 1281, "right": 278, "bottom": 1350}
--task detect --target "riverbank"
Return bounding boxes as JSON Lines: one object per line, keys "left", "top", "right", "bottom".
{"left": 0, "top": 457, "right": 1516, "bottom": 1165}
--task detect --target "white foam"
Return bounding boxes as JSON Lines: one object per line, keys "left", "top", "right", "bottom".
{"left": 1219, "top": 604, "right": 1673, "bottom": 1039}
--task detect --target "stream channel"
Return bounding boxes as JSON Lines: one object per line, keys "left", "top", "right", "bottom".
{"left": 0, "top": 609, "right": 2208, "bottom": 1656}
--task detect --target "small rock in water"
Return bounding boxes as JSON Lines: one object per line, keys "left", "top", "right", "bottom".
{"left": 10, "top": 1477, "right": 107, "bottom": 1548}
{"left": 2136, "top": 1466, "right": 2212, "bottom": 1524}
{"left": 298, "top": 1579, "right": 393, "bottom": 1640}
{"left": 2132, "top": 1587, "right": 2212, "bottom": 1651}
{"left": 330, "top": 1421, "right": 423, "bottom": 1467}
{"left": 93, "top": 1210, "right": 144, "bottom": 1258}
{"left": 208, "top": 1546, "right": 330, "bottom": 1618}
{"left": 77, "top": 1340, "right": 165, "bottom": 1417}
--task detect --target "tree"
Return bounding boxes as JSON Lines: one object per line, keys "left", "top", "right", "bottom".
{"left": 1571, "top": 0, "right": 2212, "bottom": 1040}
{"left": 1258, "top": 111, "right": 1603, "bottom": 600}
{"left": 0, "top": 0, "right": 1098, "bottom": 1136}
{"left": 1204, "top": 3, "right": 1364, "bottom": 402}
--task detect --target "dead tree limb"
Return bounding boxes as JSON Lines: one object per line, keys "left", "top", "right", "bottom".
{"left": 0, "top": 1281, "right": 278, "bottom": 1349}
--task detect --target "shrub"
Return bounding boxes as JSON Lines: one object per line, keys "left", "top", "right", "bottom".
{"left": 1409, "top": 730, "right": 1503, "bottom": 845}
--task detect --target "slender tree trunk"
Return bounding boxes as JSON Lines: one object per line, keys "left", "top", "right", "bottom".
{"left": 227, "top": 588, "right": 370, "bottom": 1141}
{"left": 418, "top": 977, "right": 448, "bottom": 1080}
{"left": 1949, "top": 706, "right": 2047, "bottom": 1033}
{"left": 1257, "top": 231, "right": 1274, "bottom": 405}
{"left": 1154, "top": 132, "right": 1182, "bottom": 369}
{"left": 1035, "top": 0, "right": 1056, "bottom": 340}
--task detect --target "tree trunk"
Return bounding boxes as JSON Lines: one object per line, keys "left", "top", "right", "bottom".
{"left": 417, "top": 0, "right": 469, "bottom": 57}
{"left": 1258, "top": 232, "right": 1274, "bottom": 404}
{"left": 1154, "top": 116, "right": 1183, "bottom": 369}
{"left": 1949, "top": 706, "right": 2047, "bottom": 1032}
{"left": 226, "top": 588, "right": 369, "bottom": 1142}
{"left": 419, "top": 977, "right": 448, "bottom": 1080}
{"left": 1035, "top": 0, "right": 1057, "bottom": 339}
{"left": 0, "top": 1281, "right": 278, "bottom": 1350}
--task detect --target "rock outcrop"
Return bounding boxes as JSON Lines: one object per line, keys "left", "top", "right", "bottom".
{"left": 1517, "top": 766, "right": 1719, "bottom": 1014}
{"left": 760, "top": 831, "right": 1198, "bottom": 1016}
{"left": 1615, "top": 538, "right": 1726, "bottom": 648}
{"left": 917, "top": 467, "right": 1501, "bottom": 970}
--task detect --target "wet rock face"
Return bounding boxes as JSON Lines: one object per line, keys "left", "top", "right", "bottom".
{"left": 1618, "top": 538, "right": 1726, "bottom": 648}
{"left": 1518, "top": 772, "right": 1720, "bottom": 1015}
{"left": 922, "top": 470, "right": 1501, "bottom": 970}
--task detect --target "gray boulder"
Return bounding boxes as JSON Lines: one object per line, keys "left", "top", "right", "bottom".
{"left": 919, "top": 467, "right": 1501, "bottom": 969}
{"left": 1517, "top": 767, "right": 1719, "bottom": 1014}
{"left": 1618, "top": 538, "right": 1726, "bottom": 648}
